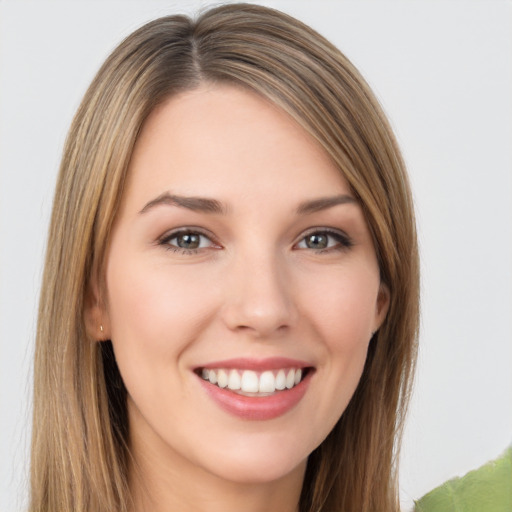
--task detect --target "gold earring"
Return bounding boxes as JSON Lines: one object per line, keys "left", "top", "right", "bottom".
{"left": 100, "top": 324, "right": 104, "bottom": 333}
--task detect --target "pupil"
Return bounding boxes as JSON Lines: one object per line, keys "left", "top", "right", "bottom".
{"left": 178, "top": 233, "right": 200, "bottom": 249}
{"left": 307, "top": 233, "right": 328, "bottom": 249}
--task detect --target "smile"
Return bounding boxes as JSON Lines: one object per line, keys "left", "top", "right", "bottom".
{"left": 200, "top": 368, "right": 304, "bottom": 395}
{"left": 195, "top": 359, "right": 314, "bottom": 420}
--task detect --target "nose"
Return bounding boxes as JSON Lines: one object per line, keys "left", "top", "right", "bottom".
{"left": 220, "top": 250, "right": 298, "bottom": 338}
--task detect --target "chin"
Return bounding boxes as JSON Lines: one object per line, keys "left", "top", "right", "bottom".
{"left": 188, "top": 430, "right": 313, "bottom": 485}
{"left": 204, "top": 452, "right": 307, "bottom": 485}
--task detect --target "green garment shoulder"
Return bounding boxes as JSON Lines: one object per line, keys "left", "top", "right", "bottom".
{"left": 414, "top": 447, "right": 512, "bottom": 512}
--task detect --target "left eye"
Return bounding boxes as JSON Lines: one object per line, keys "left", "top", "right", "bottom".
{"left": 161, "top": 230, "right": 215, "bottom": 251}
{"left": 296, "top": 230, "right": 351, "bottom": 251}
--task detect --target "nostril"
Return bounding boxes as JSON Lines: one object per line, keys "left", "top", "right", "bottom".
{"left": 219, "top": 274, "right": 297, "bottom": 336}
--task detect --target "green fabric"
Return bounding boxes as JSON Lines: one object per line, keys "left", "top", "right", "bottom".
{"left": 414, "top": 447, "right": 512, "bottom": 512}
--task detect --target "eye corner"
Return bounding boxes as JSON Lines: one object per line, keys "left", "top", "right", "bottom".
{"left": 157, "top": 227, "right": 222, "bottom": 254}
{"left": 294, "top": 227, "right": 353, "bottom": 253}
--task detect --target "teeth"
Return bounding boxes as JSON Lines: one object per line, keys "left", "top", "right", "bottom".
{"left": 217, "top": 369, "right": 229, "bottom": 388}
{"left": 285, "top": 369, "right": 295, "bottom": 389}
{"left": 240, "top": 370, "right": 259, "bottom": 392}
{"left": 259, "top": 371, "right": 275, "bottom": 393}
{"left": 227, "top": 369, "right": 241, "bottom": 390}
{"left": 275, "top": 370, "right": 286, "bottom": 390}
{"left": 201, "top": 367, "right": 305, "bottom": 394}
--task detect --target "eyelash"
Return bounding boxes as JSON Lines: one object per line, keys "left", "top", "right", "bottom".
{"left": 157, "top": 228, "right": 353, "bottom": 255}
{"left": 158, "top": 228, "right": 219, "bottom": 254}
{"left": 296, "top": 228, "right": 353, "bottom": 253}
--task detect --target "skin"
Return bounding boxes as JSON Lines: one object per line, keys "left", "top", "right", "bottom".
{"left": 87, "top": 84, "right": 389, "bottom": 512}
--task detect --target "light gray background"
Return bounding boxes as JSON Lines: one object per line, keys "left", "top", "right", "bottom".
{"left": 1, "top": 1, "right": 511, "bottom": 510}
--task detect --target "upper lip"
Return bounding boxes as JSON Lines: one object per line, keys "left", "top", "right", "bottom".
{"left": 195, "top": 357, "right": 313, "bottom": 372}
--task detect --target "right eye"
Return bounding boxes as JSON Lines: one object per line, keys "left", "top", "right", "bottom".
{"left": 158, "top": 229, "right": 219, "bottom": 253}
{"left": 295, "top": 229, "right": 353, "bottom": 253}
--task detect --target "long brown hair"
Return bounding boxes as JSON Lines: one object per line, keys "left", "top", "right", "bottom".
{"left": 30, "top": 4, "right": 419, "bottom": 511}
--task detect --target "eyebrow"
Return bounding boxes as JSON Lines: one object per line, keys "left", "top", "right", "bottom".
{"left": 296, "top": 194, "right": 357, "bottom": 215}
{"left": 139, "top": 192, "right": 227, "bottom": 215}
{"left": 139, "top": 192, "right": 356, "bottom": 216}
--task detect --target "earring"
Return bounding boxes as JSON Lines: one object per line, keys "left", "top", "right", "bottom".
{"left": 100, "top": 324, "right": 104, "bottom": 333}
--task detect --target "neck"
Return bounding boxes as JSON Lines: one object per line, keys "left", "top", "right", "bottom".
{"left": 128, "top": 413, "right": 306, "bottom": 512}
{"left": 131, "top": 467, "right": 304, "bottom": 512}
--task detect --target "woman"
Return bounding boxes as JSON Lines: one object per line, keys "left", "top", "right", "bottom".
{"left": 30, "top": 4, "right": 419, "bottom": 511}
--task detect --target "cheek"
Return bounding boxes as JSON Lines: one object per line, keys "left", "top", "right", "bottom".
{"left": 107, "top": 256, "right": 215, "bottom": 344}
{"left": 302, "top": 264, "right": 380, "bottom": 345}
{"left": 104, "top": 253, "right": 220, "bottom": 398}
{"left": 300, "top": 266, "right": 379, "bottom": 423}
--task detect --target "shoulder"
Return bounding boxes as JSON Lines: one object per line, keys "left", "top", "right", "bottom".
{"left": 414, "top": 446, "right": 512, "bottom": 512}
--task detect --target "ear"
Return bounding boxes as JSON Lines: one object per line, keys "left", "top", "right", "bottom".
{"left": 372, "top": 282, "right": 390, "bottom": 333}
{"left": 84, "top": 275, "right": 111, "bottom": 342}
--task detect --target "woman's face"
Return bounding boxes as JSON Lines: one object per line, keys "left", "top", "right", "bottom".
{"left": 97, "top": 84, "right": 389, "bottom": 485}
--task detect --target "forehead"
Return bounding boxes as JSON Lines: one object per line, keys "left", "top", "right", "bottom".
{"left": 124, "top": 84, "right": 350, "bottom": 211}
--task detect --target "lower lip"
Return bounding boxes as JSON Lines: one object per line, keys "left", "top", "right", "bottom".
{"left": 197, "top": 371, "right": 313, "bottom": 421}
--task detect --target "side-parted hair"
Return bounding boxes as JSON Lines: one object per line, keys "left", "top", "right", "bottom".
{"left": 30, "top": 4, "right": 419, "bottom": 511}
